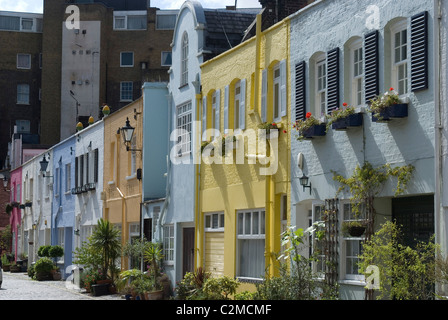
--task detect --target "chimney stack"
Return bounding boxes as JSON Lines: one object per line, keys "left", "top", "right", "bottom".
{"left": 258, "top": 0, "right": 312, "bottom": 30}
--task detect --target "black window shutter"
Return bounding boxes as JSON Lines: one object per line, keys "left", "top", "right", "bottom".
{"left": 327, "top": 47, "right": 340, "bottom": 113}
{"left": 411, "top": 11, "right": 429, "bottom": 91}
{"left": 295, "top": 61, "right": 306, "bottom": 121}
{"left": 86, "top": 153, "right": 89, "bottom": 184}
{"left": 364, "top": 30, "right": 379, "bottom": 102}
{"left": 80, "top": 155, "right": 84, "bottom": 186}
{"left": 94, "top": 148, "right": 99, "bottom": 183}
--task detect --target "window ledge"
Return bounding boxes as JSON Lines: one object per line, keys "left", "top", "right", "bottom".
{"left": 338, "top": 279, "right": 366, "bottom": 287}
{"left": 108, "top": 181, "right": 115, "bottom": 185}
{"left": 126, "top": 174, "right": 137, "bottom": 181}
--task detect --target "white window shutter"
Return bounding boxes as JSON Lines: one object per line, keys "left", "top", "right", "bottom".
{"left": 224, "top": 85, "right": 229, "bottom": 133}
{"left": 280, "top": 59, "right": 287, "bottom": 117}
{"left": 239, "top": 79, "right": 246, "bottom": 130}
{"left": 215, "top": 89, "right": 221, "bottom": 135}
{"left": 202, "top": 96, "right": 207, "bottom": 141}
{"left": 261, "top": 69, "right": 267, "bottom": 122}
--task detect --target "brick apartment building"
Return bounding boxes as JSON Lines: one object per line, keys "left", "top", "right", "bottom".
{"left": 41, "top": 0, "right": 176, "bottom": 145}
{"left": 0, "top": 11, "right": 43, "bottom": 170}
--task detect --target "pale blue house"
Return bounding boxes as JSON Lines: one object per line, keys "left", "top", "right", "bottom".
{"left": 289, "top": 0, "right": 438, "bottom": 299}
{"left": 165, "top": 0, "right": 258, "bottom": 288}
{"left": 52, "top": 135, "right": 76, "bottom": 278}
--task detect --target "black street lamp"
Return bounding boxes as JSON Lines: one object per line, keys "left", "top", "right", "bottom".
{"left": 299, "top": 174, "right": 312, "bottom": 194}
{"left": 120, "top": 117, "right": 141, "bottom": 152}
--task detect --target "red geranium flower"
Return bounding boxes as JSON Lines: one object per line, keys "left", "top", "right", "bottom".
{"left": 343, "top": 102, "right": 348, "bottom": 107}
{"left": 306, "top": 112, "right": 312, "bottom": 119}
{"left": 390, "top": 87, "right": 394, "bottom": 91}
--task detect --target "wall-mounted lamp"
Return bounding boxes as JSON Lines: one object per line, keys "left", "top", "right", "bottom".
{"left": 3, "top": 176, "right": 9, "bottom": 191}
{"left": 120, "top": 117, "right": 141, "bottom": 152}
{"left": 39, "top": 155, "right": 53, "bottom": 178}
{"left": 299, "top": 174, "right": 312, "bottom": 195}
{"left": 88, "top": 141, "right": 92, "bottom": 151}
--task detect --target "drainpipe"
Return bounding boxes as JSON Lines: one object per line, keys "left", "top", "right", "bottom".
{"left": 195, "top": 90, "right": 202, "bottom": 270}
{"left": 116, "top": 186, "right": 126, "bottom": 267}
{"left": 253, "top": 13, "right": 262, "bottom": 113}
{"left": 434, "top": 0, "right": 443, "bottom": 252}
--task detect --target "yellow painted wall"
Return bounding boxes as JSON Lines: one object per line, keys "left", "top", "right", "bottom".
{"left": 198, "top": 16, "right": 291, "bottom": 292}
{"left": 103, "top": 97, "right": 143, "bottom": 269}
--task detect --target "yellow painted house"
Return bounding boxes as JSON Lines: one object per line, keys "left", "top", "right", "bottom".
{"left": 102, "top": 98, "right": 143, "bottom": 269}
{"left": 197, "top": 15, "right": 291, "bottom": 291}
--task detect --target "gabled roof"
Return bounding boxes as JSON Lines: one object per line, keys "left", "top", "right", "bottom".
{"left": 202, "top": 8, "right": 260, "bottom": 59}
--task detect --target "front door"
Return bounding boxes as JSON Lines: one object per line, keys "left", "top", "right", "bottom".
{"left": 182, "top": 227, "right": 195, "bottom": 276}
{"left": 392, "top": 195, "right": 434, "bottom": 248}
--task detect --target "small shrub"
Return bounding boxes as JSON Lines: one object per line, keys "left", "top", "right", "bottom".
{"left": 49, "top": 245, "right": 64, "bottom": 259}
{"left": 37, "top": 245, "right": 51, "bottom": 257}
{"left": 34, "top": 257, "right": 54, "bottom": 273}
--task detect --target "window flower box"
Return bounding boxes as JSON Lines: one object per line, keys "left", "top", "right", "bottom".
{"left": 372, "top": 103, "right": 408, "bottom": 122}
{"left": 331, "top": 113, "right": 363, "bottom": 130}
{"left": 294, "top": 112, "right": 326, "bottom": 140}
{"left": 369, "top": 88, "right": 408, "bottom": 122}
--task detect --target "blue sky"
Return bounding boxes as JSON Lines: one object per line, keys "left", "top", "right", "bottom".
{"left": 0, "top": 0, "right": 261, "bottom": 13}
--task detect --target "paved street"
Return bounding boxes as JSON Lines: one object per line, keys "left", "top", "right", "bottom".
{"left": 0, "top": 271, "right": 123, "bottom": 300}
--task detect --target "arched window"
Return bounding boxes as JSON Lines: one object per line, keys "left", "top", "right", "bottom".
{"left": 181, "top": 32, "right": 189, "bottom": 86}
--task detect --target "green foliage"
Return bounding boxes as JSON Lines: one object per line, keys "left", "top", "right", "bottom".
{"left": 0, "top": 225, "right": 12, "bottom": 252}
{"left": 333, "top": 162, "right": 414, "bottom": 217}
{"left": 1, "top": 253, "right": 10, "bottom": 267}
{"left": 38, "top": 245, "right": 51, "bottom": 257}
{"left": 325, "top": 103, "right": 355, "bottom": 131}
{"left": 90, "top": 218, "right": 121, "bottom": 281}
{"left": 73, "top": 238, "right": 103, "bottom": 271}
{"left": 48, "top": 245, "right": 64, "bottom": 259}
{"left": 256, "top": 224, "right": 338, "bottom": 300}
{"left": 368, "top": 88, "right": 401, "bottom": 120}
{"left": 34, "top": 257, "right": 54, "bottom": 273}
{"left": 358, "top": 221, "right": 438, "bottom": 300}
{"left": 176, "top": 268, "right": 240, "bottom": 300}
{"left": 293, "top": 113, "right": 323, "bottom": 141}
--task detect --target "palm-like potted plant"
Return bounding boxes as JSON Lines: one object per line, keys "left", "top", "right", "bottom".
{"left": 294, "top": 112, "right": 326, "bottom": 140}
{"left": 143, "top": 242, "right": 165, "bottom": 300}
{"left": 369, "top": 88, "right": 408, "bottom": 122}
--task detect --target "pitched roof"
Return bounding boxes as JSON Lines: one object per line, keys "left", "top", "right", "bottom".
{"left": 202, "top": 8, "right": 260, "bottom": 60}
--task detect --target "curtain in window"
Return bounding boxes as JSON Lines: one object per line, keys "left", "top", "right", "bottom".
{"left": 17, "top": 54, "right": 30, "bottom": 69}
{"left": 0, "top": 15, "right": 20, "bottom": 30}
{"left": 127, "top": 16, "right": 146, "bottom": 30}
{"left": 238, "top": 239, "right": 265, "bottom": 278}
{"left": 21, "top": 18, "right": 33, "bottom": 30}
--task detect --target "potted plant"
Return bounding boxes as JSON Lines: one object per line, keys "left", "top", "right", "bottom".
{"left": 341, "top": 220, "right": 368, "bottom": 237}
{"left": 143, "top": 242, "right": 165, "bottom": 300}
{"left": 11, "top": 201, "right": 19, "bottom": 208}
{"left": 1, "top": 253, "right": 11, "bottom": 271}
{"left": 294, "top": 112, "right": 326, "bottom": 140}
{"left": 258, "top": 122, "right": 280, "bottom": 139}
{"left": 326, "top": 103, "right": 363, "bottom": 131}
{"left": 369, "top": 88, "right": 408, "bottom": 122}
{"left": 10, "top": 262, "right": 21, "bottom": 273}
{"left": 25, "top": 200, "right": 32, "bottom": 207}
{"left": 34, "top": 257, "right": 54, "bottom": 281}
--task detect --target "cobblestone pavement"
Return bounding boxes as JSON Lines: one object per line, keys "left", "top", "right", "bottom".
{"left": 0, "top": 271, "right": 123, "bottom": 300}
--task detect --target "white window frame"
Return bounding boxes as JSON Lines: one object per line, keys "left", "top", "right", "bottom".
{"left": 312, "top": 202, "right": 326, "bottom": 277}
{"left": 315, "top": 55, "right": 327, "bottom": 116}
{"left": 176, "top": 102, "right": 192, "bottom": 157}
{"left": 17, "top": 84, "right": 30, "bottom": 104}
{"left": 17, "top": 53, "right": 31, "bottom": 69}
{"left": 120, "top": 52, "right": 134, "bottom": 67}
{"left": 65, "top": 163, "right": 71, "bottom": 193}
{"left": 21, "top": 18, "right": 33, "bottom": 30}
{"left": 163, "top": 225, "right": 175, "bottom": 263}
{"left": 351, "top": 40, "right": 364, "bottom": 106}
{"left": 15, "top": 120, "right": 30, "bottom": 133}
{"left": 181, "top": 32, "right": 189, "bottom": 86}
{"left": 204, "top": 212, "right": 225, "bottom": 232}
{"left": 236, "top": 208, "right": 265, "bottom": 280}
{"left": 341, "top": 201, "right": 366, "bottom": 282}
{"left": 113, "top": 11, "right": 147, "bottom": 30}
{"left": 391, "top": 20, "right": 409, "bottom": 95}
{"left": 120, "top": 81, "right": 133, "bottom": 102}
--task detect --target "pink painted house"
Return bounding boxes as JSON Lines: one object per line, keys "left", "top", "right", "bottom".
{"left": 9, "top": 166, "right": 22, "bottom": 260}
